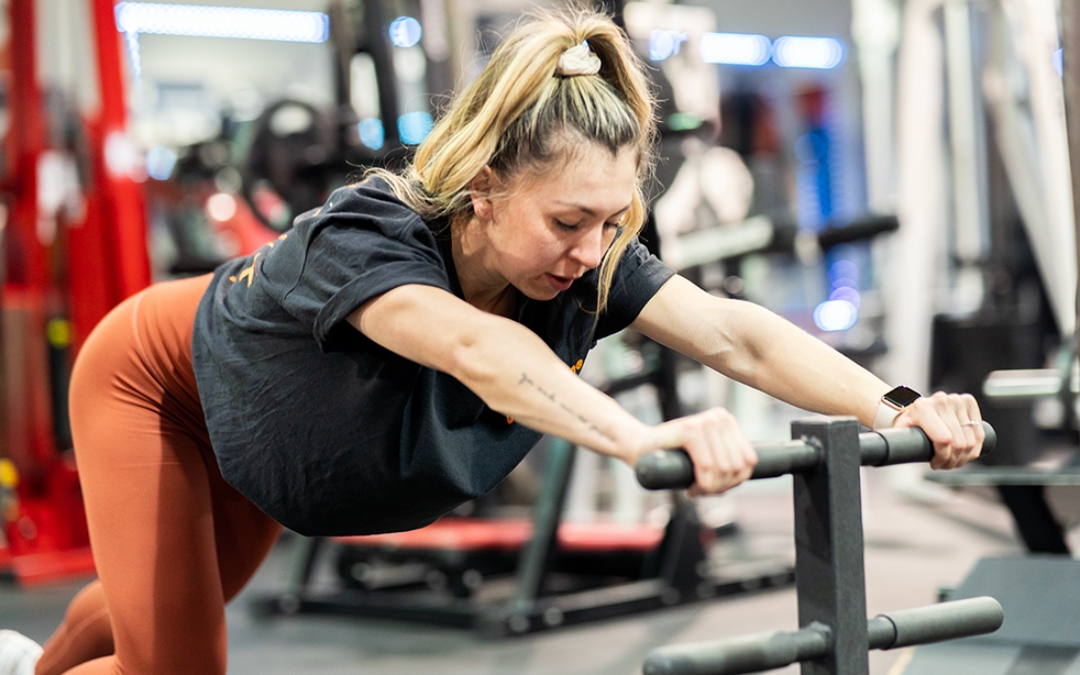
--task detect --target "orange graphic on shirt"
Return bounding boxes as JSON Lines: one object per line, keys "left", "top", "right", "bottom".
{"left": 229, "top": 233, "right": 288, "bottom": 285}
{"left": 237, "top": 252, "right": 261, "bottom": 287}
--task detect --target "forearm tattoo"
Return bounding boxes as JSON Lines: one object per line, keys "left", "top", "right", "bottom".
{"left": 518, "top": 372, "right": 614, "bottom": 442}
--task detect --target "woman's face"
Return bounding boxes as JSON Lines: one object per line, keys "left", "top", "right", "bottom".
{"left": 472, "top": 144, "right": 638, "bottom": 302}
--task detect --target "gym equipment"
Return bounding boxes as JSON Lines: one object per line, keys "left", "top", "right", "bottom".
{"left": 662, "top": 213, "right": 899, "bottom": 274}
{"left": 252, "top": 435, "right": 795, "bottom": 637}
{"left": 1, "top": 0, "right": 148, "bottom": 585}
{"left": 921, "top": 356, "right": 1080, "bottom": 555}
{"left": 635, "top": 417, "right": 1003, "bottom": 675}
{"left": 240, "top": 99, "right": 342, "bottom": 232}
{"left": 901, "top": 555, "right": 1080, "bottom": 674}
{"left": 236, "top": 0, "right": 440, "bottom": 232}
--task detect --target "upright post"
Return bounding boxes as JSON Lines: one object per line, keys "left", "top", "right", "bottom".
{"left": 1063, "top": 0, "right": 1080, "bottom": 346}
{"left": 790, "top": 417, "right": 868, "bottom": 675}
{"left": 510, "top": 438, "right": 577, "bottom": 614}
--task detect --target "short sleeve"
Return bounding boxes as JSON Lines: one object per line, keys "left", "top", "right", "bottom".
{"left": 258, "top": 181, "right": 451, "bottom": 351}
{"left": 593, "top": 238, "right": 676, "bottom": 340}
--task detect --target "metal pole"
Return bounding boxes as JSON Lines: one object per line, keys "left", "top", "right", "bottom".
{"left": 507, "top": 437, "right": 577, "bottom": 631}
{"left": 363, "top": 0, "right": 400, "bottom": 147}
{"left": 791, "top": 418, "right": 869, "bottom": 675}
{"left": 642, "top": 596, "right": 1002, "bottom": 675}
{"left": 1063, "top": 0, "right": 1080, "bottom": 346}
{"left": 943, "top": 0, "right": 989, "bottom": 292}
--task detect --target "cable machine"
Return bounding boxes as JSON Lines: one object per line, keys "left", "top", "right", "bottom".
{"left": 0, "top": 0, "right": 150, "bottom": 585}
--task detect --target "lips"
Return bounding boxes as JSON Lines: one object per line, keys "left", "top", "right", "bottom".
{"left": 546, "top": 273, "right": 576, "bottom": 291}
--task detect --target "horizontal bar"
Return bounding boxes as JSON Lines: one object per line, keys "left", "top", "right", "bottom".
{"left": 867, "top": 596, "right": 1004, "bottom": 650}
{"left": 982, "top": 368, "right": 1078, "bottom": 399}
{"left": 643, "top": 622, "right": 831, "bottom": 675}
{"left": 635, "top": 420, "right": 996, "bottom": 491}
{"left": 642, "top": 597, "right": 1002, "bottom": 675}
{"left": 925, "top": 466, "right": 1080, "bottom": 487}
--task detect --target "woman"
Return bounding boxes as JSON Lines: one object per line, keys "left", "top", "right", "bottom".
{"left": 0, "top": 10, "right": 984, "bottom": 675}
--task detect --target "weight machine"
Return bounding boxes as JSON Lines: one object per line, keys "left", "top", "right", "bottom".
{"left": 635, "top": 417, "right": 1004, "bottom": 675}
{"left": 1, "top": 0, "right": 150, "bottom": 585}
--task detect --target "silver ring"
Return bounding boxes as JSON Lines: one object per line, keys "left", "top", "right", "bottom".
{"left": 961, "top": 420, "right": 981, "bottom": 427}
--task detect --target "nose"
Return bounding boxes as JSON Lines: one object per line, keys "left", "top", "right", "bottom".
{"left": 568, "top": 225, "right": 607, "bottom": 270}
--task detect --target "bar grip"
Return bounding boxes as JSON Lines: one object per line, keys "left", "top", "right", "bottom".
{"left": 635, "top": 421, "right": 996, "bottom": 491}
{"left": 642, "top": 598, "right": 1002, "bottom": 675}
{"left": 867, "top": 596, "right": 1004, "bottom": 650}
{"left": 635, "top": 441, "right": 818, "bottom": 490}
{"left": 862, "top": 421, "right": 996, "bottom": 466}
{"left": 643, "top": 623, "right": 831, "bottom": 675}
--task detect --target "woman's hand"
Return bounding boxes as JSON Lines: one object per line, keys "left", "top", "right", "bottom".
{"left": 635, "top": 408, "right": 758, "bottom": 496}
{"left": 892, "top": 392, "right": 985, "bottom": 469}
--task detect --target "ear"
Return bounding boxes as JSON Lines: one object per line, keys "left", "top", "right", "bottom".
{"left": 468, "top": 166, "right": 495, "bottom": 221}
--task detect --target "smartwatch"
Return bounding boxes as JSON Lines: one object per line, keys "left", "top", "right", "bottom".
{"left": 873, "top": 385, "right": 922, "bottom": 430}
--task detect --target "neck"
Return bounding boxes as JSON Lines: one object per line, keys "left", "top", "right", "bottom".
{"left": 452, "top": 219, "right": 516, "bottom": 317}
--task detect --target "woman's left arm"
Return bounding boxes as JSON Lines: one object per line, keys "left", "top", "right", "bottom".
{"left": 631, "top": 275, "right": 984, "bottom": 469}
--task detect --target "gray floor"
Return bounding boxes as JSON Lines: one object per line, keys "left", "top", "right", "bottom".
{"left": 1, "top": 469, "right": 1039, "bottom": 675}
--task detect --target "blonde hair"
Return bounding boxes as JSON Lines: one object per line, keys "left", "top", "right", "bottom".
{"left": 373, "top": 9, "right": 657, "bottom": 314}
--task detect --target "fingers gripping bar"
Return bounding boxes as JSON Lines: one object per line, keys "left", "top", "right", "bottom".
{"left": 643, "top": 597, "right": 1004, "bottom": 675}
{"left": 635, "top": 421, "right": 997, "bottom": 491}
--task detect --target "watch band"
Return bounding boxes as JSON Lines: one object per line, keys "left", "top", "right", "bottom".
{"left": 873, "top": 385, "right": 922, "bottom": 430}
{"left": 873, "top": 401, "right": 902, "bottom": 430}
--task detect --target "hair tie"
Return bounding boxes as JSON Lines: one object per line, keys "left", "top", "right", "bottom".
{"left": 556, "top": 40, "right": 601, "bottom": 77}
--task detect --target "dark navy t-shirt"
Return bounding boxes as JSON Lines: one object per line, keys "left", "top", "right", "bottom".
{"left": 191, "top": 179, "right": 675, "bottom": 536}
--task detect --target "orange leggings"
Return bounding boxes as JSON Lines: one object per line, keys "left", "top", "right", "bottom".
{"left": 37, "top": 275, "right": 282, "bottom": 675}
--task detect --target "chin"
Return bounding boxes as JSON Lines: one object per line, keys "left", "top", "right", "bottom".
{"left": 525, "top": 288, "right": 560, "bottom": 302}
{"left": 518, "top": 283, "right": 560, "bottom": 302}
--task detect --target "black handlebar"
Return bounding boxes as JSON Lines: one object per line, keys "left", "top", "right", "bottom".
{"left": 643, "top": 596, "right": 1003, "bottom": 675}
{"left": 636, "top": 421, "right": 996, "bottom": 491}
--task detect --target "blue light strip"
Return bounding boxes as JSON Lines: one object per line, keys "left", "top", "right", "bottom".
{"left": 115, "top": 2, "right": 329, "bottom": 43}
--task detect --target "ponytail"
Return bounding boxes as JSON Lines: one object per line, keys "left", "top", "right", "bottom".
{"left": 374, "top": 8, "right": 657, "bottom": 314}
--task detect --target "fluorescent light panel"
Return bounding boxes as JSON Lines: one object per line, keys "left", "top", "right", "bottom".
{"left": 652, "top": 30, "right": 844, "bottom": 70}
{"left": 772, "top": 36, "right": 844, "bottom": 69}
{"left": 699, "top": 32, "right": 771, "bottom": 66}
{"left": 115, "top": 2, "right": 329, "bottom": 43}
{"left": 649, "top": 30, "right": 688, "bottom": 61}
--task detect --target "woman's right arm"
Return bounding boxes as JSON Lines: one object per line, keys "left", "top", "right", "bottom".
{"left": 348, "top": 284, "right": 756, "bottom": 494}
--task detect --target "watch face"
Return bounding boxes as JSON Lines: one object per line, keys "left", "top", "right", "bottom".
{"left": 884, "top": 385, "right": 922, "bottom": 408}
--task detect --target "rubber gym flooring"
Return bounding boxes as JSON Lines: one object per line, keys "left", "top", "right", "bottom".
{"left": 2, "top": 466, "right": 1045, "bottom": 675}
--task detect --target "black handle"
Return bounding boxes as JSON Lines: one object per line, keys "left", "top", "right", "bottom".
{"left": 635, "top": 421, "right": 996, "bottom": 491}
{"left": 643, "top": 623, "right": 831, "bottom": 675}
{"left": 867, "top": 596, "right": 1004, "bottom": 650}
{"left": 642, "top": 597, "right": 1002, "bottom": 675}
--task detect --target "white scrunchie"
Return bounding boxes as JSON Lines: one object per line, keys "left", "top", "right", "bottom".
{"left": 556, "top": 41, "right": 601, "bottom": 77}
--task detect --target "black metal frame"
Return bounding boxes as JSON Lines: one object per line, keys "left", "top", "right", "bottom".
{"left": 638, "top": 417, "right": 1004, "bottom": 675}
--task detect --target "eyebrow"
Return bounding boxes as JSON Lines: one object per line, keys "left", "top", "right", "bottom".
{"left": 555, "top": 201, "right": 633, "bottom": 219}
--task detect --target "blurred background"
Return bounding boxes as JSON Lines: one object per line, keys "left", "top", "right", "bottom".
{"left": 1, "top": 0, "right": 1079, "bottom": 673}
